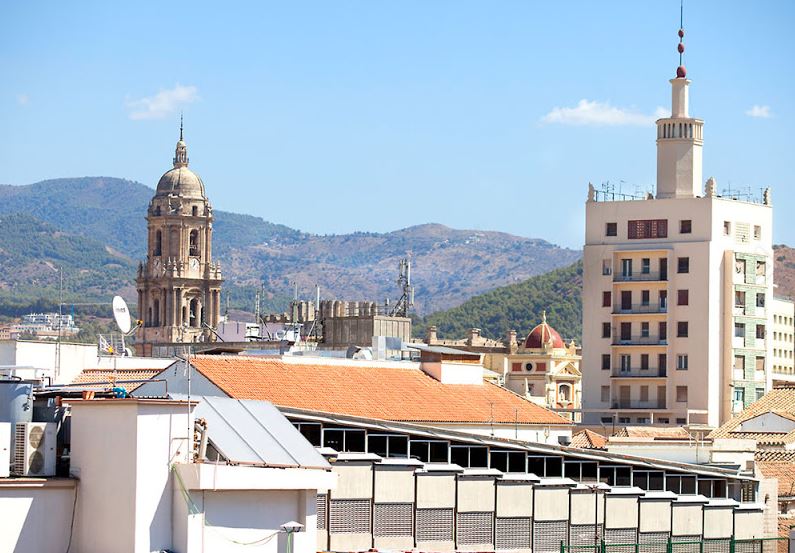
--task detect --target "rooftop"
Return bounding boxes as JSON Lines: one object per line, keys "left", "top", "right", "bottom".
{"left": 71, "top": 368, "right": 165, "bottom": 392}
{"left": 178, "top": 355, "right": 571, "bottom": 426}
{"left": 710, "top": 387, "right": 795, "bottom": 446}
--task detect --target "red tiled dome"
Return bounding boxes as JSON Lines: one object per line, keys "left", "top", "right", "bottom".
{"left": 524, "top": 317, "right": 565, "bottom": 349}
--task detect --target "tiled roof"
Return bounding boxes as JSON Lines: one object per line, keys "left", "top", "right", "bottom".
{"left": 71, "top": 368, "right": 163, "bottom": 392}
{"left": 187, "top": 355, "right": 571, "bottom": 425}
{"left": 613, "top": 426, "right": 692, "bottom": 439}
{"left": 570, "top": 429, "right": 607, "bottom": 449}
{"left": 757, "top": 457, "right": 795, "bottom": 498}
{"left": 710, "top": 387, "right": 795, "bottom": 443}
{"left": 756, "top": 450, "right": 795, "bottom": 462}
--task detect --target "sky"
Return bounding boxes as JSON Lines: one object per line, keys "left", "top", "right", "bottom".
{"left": 1, "top": 1, "right": 793, "bottom": 249}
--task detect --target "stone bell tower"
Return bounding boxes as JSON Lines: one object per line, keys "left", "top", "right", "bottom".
{"left": 136, "top": 120, "right": 223, "bottom": 354}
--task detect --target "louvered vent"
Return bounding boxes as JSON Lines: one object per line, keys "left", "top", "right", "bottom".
{"left": 329, "top": 499, "right": 371, "bottom": 534}
{"left": 533, "top": 520, "right": 568, "bottom": 552}
{"left": 703, "top": 538, "right": 731, "bottom": 553}
{"left": 570, "top": 524, "right": 603, "bottom": 548}
{"left": 604, "top": 528, "right": 639, "bottom": 553}
{"left": 671, "top": 535, "right": 702, "bottom": 553}
{"left": 639, "top": 531, "right": 670, "bottom": 553}
{"left": 316, "top": 494, "right": 327, "bottom": 530}
{"left": 457, "top": 511, "right": 494, "bottom": 547}
{"left": 416, "top": 508, "right": 454, "bottom": 543}
{"left": 374, "top": 503, "right": 413, "bottom": 537}
{"left": 495, "top": 517, "right": 532, "bottom": 551}
{"left": 12, "top": 423, "right": 25, "bottom": 474}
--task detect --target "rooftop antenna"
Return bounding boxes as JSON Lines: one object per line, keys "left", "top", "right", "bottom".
{"left": 179, "top": 112, "right": 184, "bottom": 141}
{"left": 391, "top": 258, "right": 415, "bottom": 318}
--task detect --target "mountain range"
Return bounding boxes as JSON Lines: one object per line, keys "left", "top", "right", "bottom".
{"left": 0, "top": 177, "right": 581, "bottom": 317}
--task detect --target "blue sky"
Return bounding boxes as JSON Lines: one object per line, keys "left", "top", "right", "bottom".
{"left": 1, "top": 1, "right": 793, "bottom": 249}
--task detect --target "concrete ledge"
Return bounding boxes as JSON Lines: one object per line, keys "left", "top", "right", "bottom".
{"left": 0, "top": 477, "right": 76, "bottom": 489}
{"left": 175, "top": 463, "right": 338, "bottom": 491}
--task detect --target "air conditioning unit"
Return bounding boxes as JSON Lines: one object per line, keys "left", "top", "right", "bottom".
{"left": 12, "top": 422, "right": 56, "bottom": 477}
{"left": 0, "top": 422, "right": 9, "bottom": 478}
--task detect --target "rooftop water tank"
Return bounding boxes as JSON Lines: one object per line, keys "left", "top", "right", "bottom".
{"left": 0, "top": 379, "right": 34, "bottom": 425}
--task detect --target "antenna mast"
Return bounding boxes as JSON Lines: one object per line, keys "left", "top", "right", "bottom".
{"left": 391, "top": 258, "right": 415, "bottom": 318}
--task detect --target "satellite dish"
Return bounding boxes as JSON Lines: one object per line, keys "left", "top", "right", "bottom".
{"left": 112, "top": 296, "right": 132, "bottom": 334}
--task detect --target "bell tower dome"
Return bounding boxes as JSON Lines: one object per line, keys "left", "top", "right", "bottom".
{"left": 655, "top": 21, "right": 704, "bottom": 199}
{"left": 135, "top": 119, "right": 223, "bottom": 355}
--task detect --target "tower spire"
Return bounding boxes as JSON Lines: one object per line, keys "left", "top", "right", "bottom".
{"left": 676, "top": 1, "right": 686, "bottom": 78}
{"left": 173, "top": 115, "right": 188, "bottom": 168}
{"left": 179, "top": 112, "right": 184, "bottom": 141}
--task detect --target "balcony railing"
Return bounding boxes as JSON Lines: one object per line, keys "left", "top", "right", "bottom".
{"left": 611, "top": 367, "right": 667, "bottom": 378}
{"left": 613, "top": 303, "right": 667, "bottom": 315}
{"left": 613, "top": 271, "right": 667, "bottom": 283}
{"left": 611, "top": 401, "right": 667, "bottom": 410}
{"left": 612, "top": 335, "right": 668, "bottom": 346}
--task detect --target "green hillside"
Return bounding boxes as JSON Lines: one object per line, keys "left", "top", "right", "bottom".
{"left": 419, "top": 261, "right": 583, "bottom": 343}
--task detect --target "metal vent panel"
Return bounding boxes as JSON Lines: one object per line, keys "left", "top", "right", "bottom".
{"left": 416, "top": 508, "right": 454, "bottom": 543}
{"left": 703, "top": 539, "right": 731, "bottom": 553}
{"left": 495, "top": 517, "right": 532, "bottom": 550}
{"left": 533, "top": 520, "right": 568, "bottom": 553}
{"left": 604, "top": 528, "right": 638, "bottom": 553}
{"left": 671, "top": 535, "right": 702, "bottom": 553}
{"left": 570, "top": 524, "right": 603, "bottom": 547}
{"left": 12, "top": 424, "right": 25, "bottom": 474}
{"left": 329, "top": 499, "right": 371, "bottom": 534}
{"left": 316, "top": 494, "right": 327, "bottom": 530}
{"left": 374, "top": 503, "right": 413, "bottom": 537}
{"left": 457, "top": 511, "right": 494, "bottom": 547}
{"left": 639, "top": 531, "right": 670, "bottom": 553}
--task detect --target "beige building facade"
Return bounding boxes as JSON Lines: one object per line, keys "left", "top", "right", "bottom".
{"left": 136, "top": 123, "right": 223, "bottom": 354}
{"left": 582, "top": 41, "right": 774, "bottom": 428}
{"left": 771, "top": 297, "right": 795, "bottom": 384}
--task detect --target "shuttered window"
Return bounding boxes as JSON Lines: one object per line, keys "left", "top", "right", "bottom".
{"left": 457, "top": 512, "right": 494, "bottom": 547}
{"left": 329, "top": 499, "right": 371, "bottom": 534}
{"left": 374, "top": 503, "right": 413, "bottom": 537}
{"left": 416, "top": 508, "right": 454, "bottom": 543}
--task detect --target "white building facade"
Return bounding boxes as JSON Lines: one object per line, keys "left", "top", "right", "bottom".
{"left": 582, "top": 37, "right": 774, "bottom": 428}
{"left": 771, "top": 297, "right": 795, "bottom": 384}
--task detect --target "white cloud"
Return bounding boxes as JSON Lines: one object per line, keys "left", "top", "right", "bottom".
{"left": 126, "top": 84, "right": 199, "bottom": 120}
{"left": 541, "top": 99, "right": 666, "bottom": 127}
{"left": 16, "top": 94, "right": 29, "bottom": 106}
{"left": 745, "top": 105, "right": 772, "bottom": 119}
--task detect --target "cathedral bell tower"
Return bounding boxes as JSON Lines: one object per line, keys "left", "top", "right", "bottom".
{"left": 136, "top": 120, "right": 223, "bottom": 353}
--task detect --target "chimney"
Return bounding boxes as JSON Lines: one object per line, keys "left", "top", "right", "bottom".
{"left": 467, "top": 328, "right": 481, "bottom": 346}
{"left": 506, "top": 329, "right": 518, "bottom": 354}
{"left": 426, "top": 326, "right": 438, "bottom": 345}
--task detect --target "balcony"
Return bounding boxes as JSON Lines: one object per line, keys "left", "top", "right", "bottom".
{"left": 611, "top": 367, "right": 667, "bottom": 378}
{"left": 613, "top": 303, "right": 667, "bottom": 315}
{"left": 612, "top": 335, "right": 668, "bottom": 346}
{"left": 613, "top": 271, "right": 667, "bottom": 283}
{"left": 611, "top": 401, "right": 667, "bottom": 410}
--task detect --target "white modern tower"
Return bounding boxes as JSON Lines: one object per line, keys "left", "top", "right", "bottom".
{"left": 581, "top": 25, "right": 774, "bottom": 428}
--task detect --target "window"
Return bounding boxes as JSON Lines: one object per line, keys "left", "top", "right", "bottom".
{"left": 368, "top": 434, "right": 409, "bottom": 458}
{"left": 658, "top": 354, "right": 667, "bottom": 374}
{"left": 602, "top": 291, "right": 612, "bottom": 307}
{"left": 735, "top": 291, "right": 746, "bottom": 308}
{"left": 677, "top": 321, "right": 689, "bottom": 338}
{"left": 680, "top": 220, "right": 692, "bottom": 234}
{"left": 601, "top": 354, "right": 611, "bottom": 370}
{"left": 734, "top": 356, "right": 745, "bottom": 380}
{"left": 756, "top": 293, "right": 765, "bottom": 308}
{"left": 658, "top": 417, "right": 670, "bottom": 424}
{"left": 659, "top": 322, "right": 667, "bottom": 341}
{"left": 511, "top": 362, "right": 522, "bottom": 372}
{"left": 756, "top": 325, "right": 766, "bottom": 340}
{"left": 735, "top": 258, "right": 746, "bottom": 275}
{"left": 667, "top": 474, "right": 696, "bottom": 495}
{"left": 756, "top": 388, "right": 765, "bottom": 401}
{"left": 620, "top": 322, "right": 631, "bottom": 341}
{"left": 640, "top": 386, "right": 649, "bottom": 402}
{"left": 677, "top": 354, "right": 688, "bottom": 370}
{"left": 153, "top": 230, "right": 162, "bottom": 256}
{"left": 536, "top": 362, "right": 547, "bottom": 372}
{"left": 450, "top": 445, "right": 488, "bottom": 468}
{"left": 628, "top": 219, "right": 668, "bottom": 239}
{"left": 733, "top": 388, "right": 745, "bottom": 404}
{"left": 527, "top": 456, "right": 562, "bottom": 478}
{"left": 600, "top": 465, "right": 632, "bottom": 487}
{"left": 618, "top": 417, "right": 631, "bottom": 424}
{"left": 564, "top": 461, "right": 598, "bottom": 482}
{"left": 724, "top": 221, "right": 731, "bottom": 236}
{"left": 641, "top": 258, "right": 651, "bottom": 274}
{"left": 753, "top": 225, "right": 761, "bottom": 240}
{"left": 293, "top": 422, "right": 322, "bottom": 446}
{"left": 602, "top": 259, "right": 612, "bottom": 275}
{"left": 189, "top": 229, "right": 200, "bottom": 257}
{"left": 641, "top": 290, "right": 650, "bottom": 306}
{"left": 601, "top": 417, "right": 613, "bottom": 424}
{"left": 678, "top": 290, "right": 689, "bottom": 306}
{"left": 676, "top": 386, "right": 688, "bottom": 403}
{"left": 620, "top": 354, "right": 631, "bottom": 372}
{"left": 641, "top": 322, "right": 650, "bottom": 338}
{"left": 677, "top": 257, "right": 689, "bottom": 273}
{"left": 602, "top": 323, "right": 611, "bottom": 338}
{"left": 641, "top": 354, "right": 649, "bottom": 370}
{"left": 524, "top": 362, "right": 534, "bottom": 372}
{"left": 410, "top": 440, "right": 449, "bottom": 463}
{"left": 734, "top": 323, "right": 745, "bottom": 338}
{"left": 621, "top": 259, "right": 633, "bottom": 278}
{"left": 659, "top": 290, "right": 668, "bottom": 309}
{"left": 192, "top": 205, "right": 198, "bottom": 217}
{"left": 756, "top": 261, "right": 766, "bottom": 277}
{"left": 601, "top": 386, "right": 610, "bottom": 402}
{"left": 634, "top": 471, "right": 665, "bottom": 491}
{"left": 490, "top": 451, "right": 527, "bottom": 473}
{"left": 606, "top": 222, "right": 617, "bottom": 237}
{"left": 676, "top": 417, "right": 687, "bottom": 425}
{"left": 324, "top": 428, "right": 366, "bottom": 452}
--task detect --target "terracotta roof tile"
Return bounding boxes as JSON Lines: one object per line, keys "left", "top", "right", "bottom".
{"left": 188, "top": 355, "right": 571, "bottom": 425}
{"left": 570, "top": 429, "right": 607, "bottom": 449}
{"left": 71, "top": 368, "right": 163, "bottom": 392}
{"left": 757, "top": 459, "right": 795, "bottom": 498}
{"left": 710, "top": 388, "right": 795, "bottom": 442}
{"left": 613, "top": 426, "right": 692, "bottom": 439}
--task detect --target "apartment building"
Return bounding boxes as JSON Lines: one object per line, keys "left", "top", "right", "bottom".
{"left": 582, "top": 36, "right": 774, "bottom": 428}
{"left": 771, "top": 297, "right": 795, "bottom": 385}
